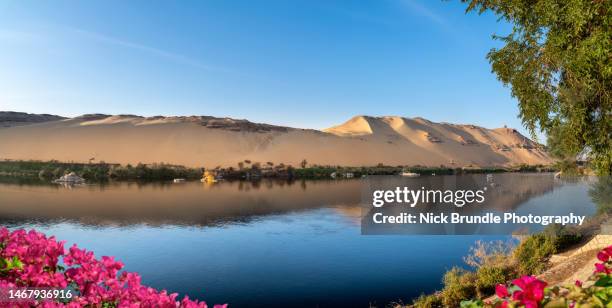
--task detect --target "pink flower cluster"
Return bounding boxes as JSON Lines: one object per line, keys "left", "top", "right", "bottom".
{"left": 491, "top": 244, "right": 612, "bottom": 308}
{"left": 594, "top": 246, "right": 612, "bottom": 274}
{"left": 495, "top": 276, "right": 547, "bottom": 308}
{"left": 0, "top": 228, "right": 227, "bottom": 307}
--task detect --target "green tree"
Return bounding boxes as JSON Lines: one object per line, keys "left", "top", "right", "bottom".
{"left": 463, "top": 0, "right": 611, "bottom": 175}
{"left": 546, "top": 124, "right": 574, "bottom": 160}
{"left": 590, "top": 176, "right": 612, "bottom": 214}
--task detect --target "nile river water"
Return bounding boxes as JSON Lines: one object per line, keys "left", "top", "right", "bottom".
{"left": 0, "top": 174, "right": 604, "bottom": 307}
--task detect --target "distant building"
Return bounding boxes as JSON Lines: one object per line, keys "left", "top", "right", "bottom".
{"left": 576, "top": 148, "right": 591, "bottom": 166}
{"left": 53, "top": 172, "right": 85, "bottom": 184}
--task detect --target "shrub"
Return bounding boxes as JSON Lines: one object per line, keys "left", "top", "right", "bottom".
{"left": 464, "top": 240, "right": 515, "bottom": 269}
{"left": 474, "top": 265, "right": 514, "bottom": 297}
{"left": 543, "top": 223, "right": 584, "bottom": 251}
{"left": 38, "top": 168, "right": 54, "bottom": 179}
{"left": 412, "top": 293, "right": 443, "bottom": 308}
{"left": 554, "top": 159, "right": 581, "bottom": 176}
{"left": 440, "top": 267, "right": 477, "bottom": 307}
{"left": 462, "top": 240, "right": 517, "bottom": 297}
{"left": 512, "top": 233, "right": 556, "bottom": 275}
{"left": 461, "top": 245, "right": 612, "bottom": 307}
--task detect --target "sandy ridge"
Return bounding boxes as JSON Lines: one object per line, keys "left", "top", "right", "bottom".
{"left": 0, "top": 113, "right": 553, "bottom": 168}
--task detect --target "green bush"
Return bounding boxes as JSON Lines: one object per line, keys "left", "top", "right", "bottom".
{"left": 475, "top": 265, "right": 514, "bottom": 297}
{"left": 543, "top": 224, "right": 583, "bottom": 251}
{"left": 412, "top": 293, "right": 443, "bottom": 308}
{"left": 37, "top": 168, "right": 54, "bottom": 179}
{"left": 553, "top": 160, "right": 581, "bottom": 176}
{"left": 513, "top": 234, "right": 556, "bottom": 275}
{"left": 441, "top": 267, "right": 478, "bottom": 307}
{"left": 591, "top": 176, "right": 612, "bottom": 215}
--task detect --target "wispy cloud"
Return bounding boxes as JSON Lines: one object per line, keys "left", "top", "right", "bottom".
{"left": 66, "top": 27, "right": 233, "bottom": 74}
{"left": 1, "top": 24, "right": 236, "bottom": 74}
{"left": 325, "top": 5, "right": 400, "bottom": 27}
{"left": 327, "top": 1, "right": 450, "bottom": 30}
{"left": 397, "top": 0, "right": 448, "bottom": 26}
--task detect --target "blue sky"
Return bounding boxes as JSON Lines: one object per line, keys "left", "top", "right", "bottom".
{"left": 0, "top": 0, "right": 538, "bottom": 137}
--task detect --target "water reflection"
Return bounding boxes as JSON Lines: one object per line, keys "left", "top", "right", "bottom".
{"left": 0, "top": 178, "right": 362, "bottom": 226}
{"left": 0, "top": 174, "right": 607, "bottom": 307}
{"left": 362, "top": 174, "right": 603, "bottom": 234}
{"left": 0, "top": 174, "right": 603, "bottom": 230}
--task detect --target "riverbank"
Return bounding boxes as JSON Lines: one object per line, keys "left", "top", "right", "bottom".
{"left": 405, "top": 176, "right": 611, "bottom": 307}
{"left": 0, "top": 159, "right": 556, "bottom": 182}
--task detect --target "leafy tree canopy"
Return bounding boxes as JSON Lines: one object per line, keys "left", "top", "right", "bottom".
{"left": 463, "top": 0, "right": 611, "bottom": 174}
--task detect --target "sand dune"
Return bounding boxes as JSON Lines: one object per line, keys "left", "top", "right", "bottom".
{"left": 0, "top": 111, "right": 65, "bottom": 128}
{"left": 0, "top": 113, "right": 553, "bottom": 168}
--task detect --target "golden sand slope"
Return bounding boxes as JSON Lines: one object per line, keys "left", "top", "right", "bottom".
{"left": 0, "top": 114, "right": 553, "bottom": 168}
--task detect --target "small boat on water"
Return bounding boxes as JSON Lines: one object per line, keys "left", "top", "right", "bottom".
{"left": 53, "top": 172, "right": 85, "bottom": 184}
{"left": 173, "top": 178, "right": 186, "bottom": 183}
{"left": 401, "top": 171, "right": 420, "bottom": 177}
{"left": 201, "top": 170, "right": 220, "bottom": 183}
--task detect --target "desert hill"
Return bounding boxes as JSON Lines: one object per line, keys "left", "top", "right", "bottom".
{"left": 0, "top": 112, "right": 553, "bottom": 168}
{"left": 0, "top": 111, "right": 66, "bottom": 128}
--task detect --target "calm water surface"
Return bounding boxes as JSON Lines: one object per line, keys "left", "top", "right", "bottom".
{"left": 0, "top": 174, "right": 603, "bottom": 307}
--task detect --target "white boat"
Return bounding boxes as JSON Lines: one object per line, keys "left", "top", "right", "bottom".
{"left": 173, "top": 178, "right": 186, "bottom": 183}
{"left": 53, "top": 172, "right": 85, "bottom": 184}
{"left": 401, "top": 172, "right": 420, "bottom": 177}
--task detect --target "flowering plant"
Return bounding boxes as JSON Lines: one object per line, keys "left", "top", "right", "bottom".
{"left": 0, "top": 227, "right": 227, "bottom": 307}
{"left": 461, "top": 245, "right": 612, "bottom": 308}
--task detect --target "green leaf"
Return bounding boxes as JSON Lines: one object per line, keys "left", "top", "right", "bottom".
{"left": 8, "top": 256, "right": 23, "bottom": 270}
{"left": 595, "top": 276, "right": 612, "bottom": 287}
{"left": 592, "top": 294, "right": 605, "bottom": 307}
{"left": 460, "top": 299, "right": 484, "bottom": 308}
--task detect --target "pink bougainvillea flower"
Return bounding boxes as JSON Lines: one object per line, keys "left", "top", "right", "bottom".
{"left": 594, "top": 262, "right": 610, "bottom": 274}
{"left": 495, "top": 284, "right": 509, "bottom": 298}
{"left": 575, "top": 280, "right": 582, "bottom": 287}
{"left": 511, "top": 275, "right": 547, "bottom": 307}
{"left": 0, "top": 227, "right": 228, "bottom": 307}
{"left": 597, "top": 251, "right": 610, "bottom": 262}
